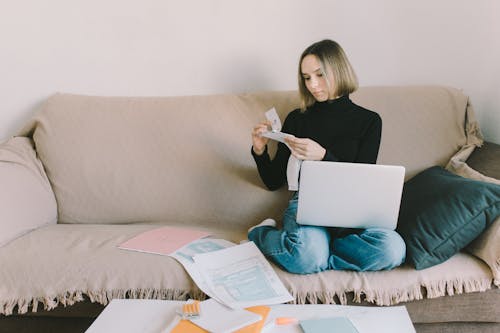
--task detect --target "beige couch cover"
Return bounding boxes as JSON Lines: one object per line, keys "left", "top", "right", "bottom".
{"left": 0, "top": 86, "right": 498, "bottom": 332}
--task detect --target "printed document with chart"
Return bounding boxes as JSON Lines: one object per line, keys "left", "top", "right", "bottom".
{"left": 170, "top": 239, "right": 293, "bottom": 309}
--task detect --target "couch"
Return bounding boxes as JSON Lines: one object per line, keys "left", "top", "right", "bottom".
{"left": 0, "top": 86, "right": 499, "bottom": 333}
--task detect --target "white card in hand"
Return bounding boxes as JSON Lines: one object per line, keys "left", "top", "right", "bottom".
{"left": 265, "top": 107, "right": 282, "bottom": 132}
{"left": 261, "top": 131, "right": 293, "bottom": 144}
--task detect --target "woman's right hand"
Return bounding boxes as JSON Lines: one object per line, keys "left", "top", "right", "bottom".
{"left": 251, "top": 120, "right": 271, "bottom": 155}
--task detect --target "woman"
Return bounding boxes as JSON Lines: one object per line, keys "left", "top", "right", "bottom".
{"left": 250, "top": 39, "right": 406, "bottom": 274}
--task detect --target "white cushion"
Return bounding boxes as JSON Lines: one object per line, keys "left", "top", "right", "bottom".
{"left": 0, "top": 137, "right": 57, "bottom": 247}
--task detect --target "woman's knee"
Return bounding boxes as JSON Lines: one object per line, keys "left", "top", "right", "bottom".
{"left": 282, "top": 227, "right": 330, "bottom": 274}
{"left": 363, "top": 228, "right": 406, "bottom": 269}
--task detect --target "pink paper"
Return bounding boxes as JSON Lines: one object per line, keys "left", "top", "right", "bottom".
{"left": 118, "top": 226, "right": 211, "bottom": 255}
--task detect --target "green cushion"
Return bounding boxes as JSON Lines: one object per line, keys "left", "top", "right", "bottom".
{"left": 397, "top": 166, "right": 500, "bottom": 270}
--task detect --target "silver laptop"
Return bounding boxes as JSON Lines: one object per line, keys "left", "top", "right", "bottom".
{"left": 296, "top": 161, "right": 405, "bottom": 230}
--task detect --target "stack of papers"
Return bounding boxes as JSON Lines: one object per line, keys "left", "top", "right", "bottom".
{"left": 118, "top": 227, "right": 293, "bottom": 309}
{"left": 169, "top": 300, "right": 270, "bottom": 333}
{"left": 173, "top": 240, "right": 293, "bottom": 309}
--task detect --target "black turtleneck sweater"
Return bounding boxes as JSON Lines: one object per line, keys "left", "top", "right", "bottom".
{"left": 252, "top": 95, "right": 382, "bottom": 190}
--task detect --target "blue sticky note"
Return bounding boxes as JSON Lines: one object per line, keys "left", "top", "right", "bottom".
{"left": 300, "top": 316, "right": 359, "bottom": 333}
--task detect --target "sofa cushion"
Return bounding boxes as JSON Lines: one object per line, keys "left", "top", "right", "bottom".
{"left": 351, "top": 86, "right": 479, "bottom": 180}
{"left": 18, "top": 86, "right": 480, "bottom": 226}
{"left": 19, "top": 92, "right": 299, "bottom": 226}
{"left": 0, "top": 224, "right": 221, "bottom": 315}
{"left": 397, "top": 166, "right": 500, "bottom": 270}
{"left": 0, "top": 137, "right": 57, "bottom": 247}
{"left": 0, "top": 224, "right": 494, "bottom": 315}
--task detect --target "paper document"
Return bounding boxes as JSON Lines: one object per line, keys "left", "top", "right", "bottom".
{"left": 189, "top": 298, "right": 262, "bottom": 333}
{"left": 168, "top": 302, "right": 270, "bottom": 333}
{"left": 193, "top": 241, "right": 293, "bottom": 309}
{"left": 261, "top": 130, "right": 293, "bottom": 144}
{"left": 120, "top": 229, "right": 293, "bottom": 310}
{"left": 170, "top": 238, "right": 236, "bottom": 303}
{"left": 117, "top": 226, "right": 211, "bottom": 255}
{"left": 265, "top": 107, "right": 282, "bottom": 132}
{"left": 171, "top": 240, "right": 292, "bottom": 309}
{"left": 261, "top": 107, "right": 294, "bottom": 145}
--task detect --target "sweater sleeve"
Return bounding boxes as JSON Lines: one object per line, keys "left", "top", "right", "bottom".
{"left": 322, "top": 149, "right": 339, "bottom": 162}
{"left": 355, "top": 113, "right": 382, "bottom": 164}
{"left": 251, "top": 143, "right": 290, "bottom": 190}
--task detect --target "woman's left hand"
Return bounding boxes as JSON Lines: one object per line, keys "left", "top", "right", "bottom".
{"left": 284, "top": 136, "right": 326, "bottom": 161}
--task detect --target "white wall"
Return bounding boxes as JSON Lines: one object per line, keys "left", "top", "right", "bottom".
{"left": 1, "top": 0, "right": 499, "bottom": 143}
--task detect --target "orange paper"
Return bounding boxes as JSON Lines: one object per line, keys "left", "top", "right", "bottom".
{"left": 235, "top": 306, "right": 271, "bottom": 333}
{"left": 170, "top": 319, "right": 208, "bottom": 333}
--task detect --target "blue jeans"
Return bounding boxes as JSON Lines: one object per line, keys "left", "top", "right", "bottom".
{"left": 248, "top": 193, "right": 406, "bottom": 274}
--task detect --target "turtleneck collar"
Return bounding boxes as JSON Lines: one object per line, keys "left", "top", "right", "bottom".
{"left": 310, "top": 95, "right": 351, "bottom": 113}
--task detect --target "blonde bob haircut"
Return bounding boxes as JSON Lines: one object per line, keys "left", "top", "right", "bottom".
{"left": 298, "top": 39, "right": 358, "bottom": 111}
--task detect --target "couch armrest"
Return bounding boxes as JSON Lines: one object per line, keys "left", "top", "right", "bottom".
{"left": 466, "top": 141, "right": 500, "bottom": 180}
{"left": 463, "top": 141, "right": 500, "bottom": 285}
{"left": 0, "top": 137, "right": 57, "bottom": 247}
